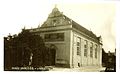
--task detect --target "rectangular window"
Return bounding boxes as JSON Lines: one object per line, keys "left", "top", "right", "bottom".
{"left": 84, "top": 40, "right": 88, "bottom": 57}
{"left": 90, "top": 42, "right": 93, "bottom": 58}
{"left": 77, "top": 37, "right": 81, "bottom": 56}
{"left": 77, "top": 47, "right": 80, "bottom": 55}
{"left": 95, "top": 44, "right": 97, "bottom": 58}
{"left": 44, "top": 33, "right": 64, "bottom": 41}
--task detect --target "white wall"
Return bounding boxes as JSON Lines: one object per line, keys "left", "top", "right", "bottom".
{"left": 72, "top": 30, "right": 102, "bottom": 67}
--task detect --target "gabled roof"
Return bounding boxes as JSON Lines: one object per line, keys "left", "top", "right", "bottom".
{"left": 72, "top": 19, "right": 98, "bottom": 40}
{"left": 63, "top": 15, "right": 99, "bottom": 41}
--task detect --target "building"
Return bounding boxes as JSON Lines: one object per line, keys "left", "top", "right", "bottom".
{"left": 28, "top": 7, "right": 102, "bottom": 68}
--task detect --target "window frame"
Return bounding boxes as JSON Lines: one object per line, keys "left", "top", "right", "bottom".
{"left": 95, "top": 44, "right": 97, "bottom": 58}
{"left": 90, "top": 42, "right": 93, "bottom": 58}
{"left": 76, "top": 37, "right": 81, "bottom": 56}
{"left": 84, "top": 40, "right": 88, "bottom": 57}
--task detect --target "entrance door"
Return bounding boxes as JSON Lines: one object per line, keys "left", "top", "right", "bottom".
{"left": 50, "top": 48, "right": 56, "bottom": 65}
{"left": 50, "top": 44, "right": 56, "bottom": 65}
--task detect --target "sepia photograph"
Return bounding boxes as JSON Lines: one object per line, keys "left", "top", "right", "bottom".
{"left": 0, "top": 0, "right": 118, "bottom": 72}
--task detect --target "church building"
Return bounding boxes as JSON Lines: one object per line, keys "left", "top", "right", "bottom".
{"left": 28, "top": 7, "right": 102, "bottom": 68}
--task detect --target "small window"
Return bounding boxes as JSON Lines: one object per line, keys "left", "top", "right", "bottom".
{"left": 77, "top": 42, "right": 80, "bottom": 46}
{"left": 52, "top": 20, "right": 57, "bottom": 26}
{"left": 78, "top": 63, "right": 80, "bottom": 67}
{"left": 53, "top": 20, "right": 56, "bottom": 22}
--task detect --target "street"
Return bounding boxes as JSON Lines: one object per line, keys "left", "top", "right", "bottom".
{"left": 49, "top": 66, "right": 106, "bottom": 72}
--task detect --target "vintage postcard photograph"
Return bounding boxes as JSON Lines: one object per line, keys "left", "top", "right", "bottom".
{"left": 0, "top": 0, "right": 118, "bottom": 72}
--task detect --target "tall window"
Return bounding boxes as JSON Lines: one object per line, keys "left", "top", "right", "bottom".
{"left": 77, "top": 37, "right": 81, "bottom": 56}
{"left": 90, "top": 42, "right": 93, "bottom": 58}
{"left": 84, "top": 40, "right": 88, "bottom": 57}
{"left": 95, "top": 44, "right": 97, "bottom": 58}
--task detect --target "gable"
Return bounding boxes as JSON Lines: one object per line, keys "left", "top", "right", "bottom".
{"left": 40, "top": 7, "right": 101, "bottom": 43}
{"left": 41, "top": 7, "right": 71, "bottom": 27}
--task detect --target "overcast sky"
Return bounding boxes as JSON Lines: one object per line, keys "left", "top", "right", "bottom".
{"left": 0, "top": 0, "right": 119, "bottom": 52}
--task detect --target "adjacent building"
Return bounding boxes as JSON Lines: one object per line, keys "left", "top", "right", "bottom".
{"left": 28, "top": 7, "right": 102, "bottom": 68}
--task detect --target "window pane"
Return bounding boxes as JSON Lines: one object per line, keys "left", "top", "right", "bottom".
{"left": 84, "top": 40, "right": 87, "bottom": 57}
{"left": 90, "top": 42, "right": 93, "bottom": 58}
{"left": 77, "top": 37, "right": 81, "bottom": 56}
{"left": 77, "top": 42, "right": 80, "bottom": 46}
{"left": 95, "top": 45, "right": 97, "bottom": 58}
{"left": 44, "top": 33, "right": 64, "bottom": 41}
{"left": 77, "top": 47, "right": 80, "bottom": 55}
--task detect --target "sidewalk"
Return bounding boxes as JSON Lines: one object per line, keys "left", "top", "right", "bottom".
{"left": 49, "top": 66, "right": 105, "bottom": 72}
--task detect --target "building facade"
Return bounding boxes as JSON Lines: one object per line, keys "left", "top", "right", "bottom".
{"left": 28, "top": 7, "right": 102, "bottom": 68}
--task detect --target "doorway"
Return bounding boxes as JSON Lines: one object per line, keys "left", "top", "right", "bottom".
{"left": 49, "top": 44, "right": 56, "bottom": 66}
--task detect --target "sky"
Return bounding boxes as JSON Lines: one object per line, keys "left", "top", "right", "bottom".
{"left": 0, "top": 0, "right": 119, "bottom": 52}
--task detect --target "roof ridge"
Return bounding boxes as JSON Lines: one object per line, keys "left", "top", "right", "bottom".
{"left": 63, "top": 15, "right": 97, "bottom": 39}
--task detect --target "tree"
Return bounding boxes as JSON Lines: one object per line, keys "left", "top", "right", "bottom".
{"left": 102, "top": 48, "right": 108, "bottom": 67}
{"left": 4, "top": 29, "right": 46, "bottom": 70}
